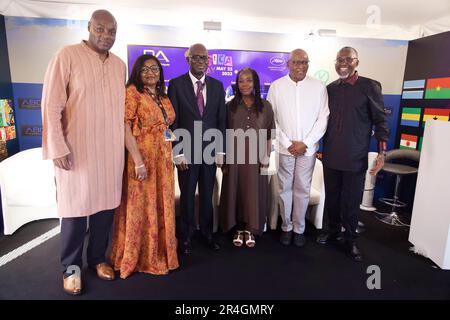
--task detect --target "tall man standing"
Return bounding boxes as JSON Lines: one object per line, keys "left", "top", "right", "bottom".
{"left": 168, "top": 43, "right": 226, "bottom": 254}
{"left": 317, "top": 47, "right": 389, "bottom": 262}
{"left": 42, "top": 10, "right": 126, "bottom": 295}
{"left": 267, "top": 49, "right": 329, "bottom": 247}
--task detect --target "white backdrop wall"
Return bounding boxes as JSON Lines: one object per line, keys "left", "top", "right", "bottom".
{"left": 5, "top": 16, "right": 408, "bottom": 94}
{"left": 4, "top": 16, "right": 406, "bottom": 151}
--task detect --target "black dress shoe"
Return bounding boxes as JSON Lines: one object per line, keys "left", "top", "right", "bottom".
{"left": 280, "top": 231, "right": 293, "bottom": 246}
{"left": 182, "top": 239, "right": 192, "bottom": 255}
{"left": 346, "top": 241, "right": 363, "bottom": 262}
{"left": 293, "top": 233, "right": 306, "bottom": 247}
{"left": 316, "top": 231, "right": 342, "bottom": 245}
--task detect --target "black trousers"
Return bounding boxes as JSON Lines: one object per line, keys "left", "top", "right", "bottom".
{"left": 323, "top": 165, "right": 365, "bottom": 241}
{"left": 60, "top": 209, "right": 114, "bottom": 273}
{"left": 177, "top": 163, "right": 216, "bottom": 241}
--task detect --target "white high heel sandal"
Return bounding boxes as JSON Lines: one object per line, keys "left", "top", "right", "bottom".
{"left": 244, "top": 230, "right": 256, "bottom": 248}
{"left": 233, "top": 230, "right": 244, "bottom": 247}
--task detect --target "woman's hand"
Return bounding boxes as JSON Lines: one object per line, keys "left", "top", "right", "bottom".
{"left": 134, "top": 164, "right": 148, "bottom": 181}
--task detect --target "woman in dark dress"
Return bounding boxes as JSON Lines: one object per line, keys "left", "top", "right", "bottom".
{"left": 220, "top": 68, "right": 275, "bottom": 247}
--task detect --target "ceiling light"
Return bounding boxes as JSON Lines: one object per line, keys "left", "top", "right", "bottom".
{"left": 203, "top": 21, "right": 221, "bottom": 31}
{"left": 317, "top": 29, "right": 336, "bottom": 37}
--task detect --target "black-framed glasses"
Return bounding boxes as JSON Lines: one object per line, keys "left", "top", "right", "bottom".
{"left": 140, "top": 66, "right": 160, "bottom": 74}
{"left": 335, "top": 57, "right": 358, "bottom": 64}
{"left": 189, "top": 55, "right": 209, "bottom": 62}
{"left": 290, "top": 60, "right": 310, "bottom": 66}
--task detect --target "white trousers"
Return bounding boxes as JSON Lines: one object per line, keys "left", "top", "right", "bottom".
{"left": 277, "top": 153, "right": 316, "bottom": 234}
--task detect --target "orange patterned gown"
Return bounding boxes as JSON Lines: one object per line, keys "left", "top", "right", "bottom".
{"left": 111, "top": 85, "right": 179, "bottom": 279}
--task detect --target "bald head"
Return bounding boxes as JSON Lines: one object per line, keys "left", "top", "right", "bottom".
{"left": 188, "top": 43, "right": 207, "bottom": 55}
{"left": 338, "top": 46, "right": 358, "bottom": 58}
{"left": 289, "top": 49, "right": 308, "bottom": 61}
{"left": 87, "top": 9, "right": 117, "bottom": 55}
{"left": 90, "top": 10, "right": 116, "bottom": 26}
{"left": 287, "top": 48, "right": 309, "bottom": 82}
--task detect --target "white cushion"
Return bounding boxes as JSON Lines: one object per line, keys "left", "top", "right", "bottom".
{"left": 309, "top": 187, "right": 320, "bottom": 206}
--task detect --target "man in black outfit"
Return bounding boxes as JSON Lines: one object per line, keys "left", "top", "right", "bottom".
{"left": 317, "top": 47, "right": 389, "bottom": 262}
{"left": 168, "top": 43, "right": 226, "bottom": 254}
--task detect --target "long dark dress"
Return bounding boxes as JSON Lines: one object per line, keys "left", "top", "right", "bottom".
{"left": 219, "top": 99, "right": 275, "bottom": 235}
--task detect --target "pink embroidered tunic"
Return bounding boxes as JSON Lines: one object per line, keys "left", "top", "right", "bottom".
{"left": 42, "top": 41, "right": 126, "bottom": 218}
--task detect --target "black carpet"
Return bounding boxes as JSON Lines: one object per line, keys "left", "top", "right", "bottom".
{"left": 0, "top": 219, "right": 59, "bottom": 256}
{"left": 0, "top": 212, "right": 449, "bottom": 300}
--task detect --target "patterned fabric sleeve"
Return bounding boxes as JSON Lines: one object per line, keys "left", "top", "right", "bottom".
{"left": 125, "top": 85, "right": 141, "bottom": 137}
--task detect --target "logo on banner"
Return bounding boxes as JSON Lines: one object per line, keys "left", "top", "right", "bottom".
{"left": 143, "top": 50, "right": 170, "bottom": 66}
{"left": 211, "top": 54, "right": 233, "bottom": 67}
{"left": 384, "top": 106, "right": 393, "bottom": 116}
{"left": 210, "top": 53, "right": 234, "bottom": 77}
{"left": 21, "top": 125, "right": 42, "bottom": 136}
{"left": 314, "top": 70, "right": 330, "bottom": 84}
{"left": 270, "top": 57, "right": 285, "bottom": 66}
{"left": 268, "top": 56, "right": 286, "bottom": 72}
{"left": 19, "top": 98, "right": 41, "bottom": 109}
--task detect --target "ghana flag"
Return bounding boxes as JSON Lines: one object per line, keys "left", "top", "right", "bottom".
{"left": 422, "top": 108, "right": 450, "bottom": 127}
{"left": 425, "top": 77, "right": 450, "bottom": 99}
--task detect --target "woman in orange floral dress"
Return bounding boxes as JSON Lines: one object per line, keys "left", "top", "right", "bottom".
{"left": 110, "top": 54, "right": 179, "bottom": 278}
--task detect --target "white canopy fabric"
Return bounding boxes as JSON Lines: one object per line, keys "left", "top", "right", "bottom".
{"left": 1, "top": 0, "right": 450, "bottom": 40}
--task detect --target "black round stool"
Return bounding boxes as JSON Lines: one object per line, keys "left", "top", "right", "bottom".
{"left": 376, "top": 149, "right": 420, "bottom": 227}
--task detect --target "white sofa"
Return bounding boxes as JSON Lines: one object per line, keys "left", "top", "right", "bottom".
{"left": 0, "top": 148, "right": 58, "bottom": 235}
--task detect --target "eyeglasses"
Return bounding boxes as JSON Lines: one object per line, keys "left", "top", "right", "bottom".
{"left": 189, "top": 55, "right": 209, "bottom": 62}
{"left": 290, "top": 60, "right": 310, "bottom": 66}
{"left": 140, "top": 66, "right": 160, "bottom": 74}
{"left": 335, "top": 57, "right": 358, "bottom": 64}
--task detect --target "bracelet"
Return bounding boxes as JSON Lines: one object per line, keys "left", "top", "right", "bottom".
{"left": 135, "top": 164, "right": 145, "bottom": 169}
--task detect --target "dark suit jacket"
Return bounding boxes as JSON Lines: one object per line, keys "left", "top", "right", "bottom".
{"left": 168, "top": 73, "right": 226, "bottom": 164}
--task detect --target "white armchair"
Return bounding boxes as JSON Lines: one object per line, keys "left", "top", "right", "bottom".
{"left": 173, "top": 167, "right": 222, "bottom": 233}
{"left": 0, "top": 148, "right": 58, "bottom": 235}
{"left": 268, "top": 156, "right": 326, "bottom": 230}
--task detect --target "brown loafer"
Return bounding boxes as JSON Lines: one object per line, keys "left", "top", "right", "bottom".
{"left": 94, "top": 262, "right": 115, "bottom": 281}
{"left": 63, "top": 273, "right": 82, "bottom": 295}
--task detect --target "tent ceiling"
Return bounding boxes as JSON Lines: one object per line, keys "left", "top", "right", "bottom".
{"left": 2, "top": 0, "right": 450, "bottom": 39}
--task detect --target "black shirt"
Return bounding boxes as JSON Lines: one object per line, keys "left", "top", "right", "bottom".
{"left": 322, "top": 75, "right": 389, "bottom": 172}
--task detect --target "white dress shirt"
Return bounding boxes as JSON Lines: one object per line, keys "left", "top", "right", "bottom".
{"left": 189, "top": 71, "right": 207, "bottom": 105}
{"left": 267, "top": 74, "right": 329, "bottom": 156}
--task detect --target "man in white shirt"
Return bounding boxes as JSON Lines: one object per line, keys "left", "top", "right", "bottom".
{"left": 267, "top": 49, "right": 329, "bottom": 247}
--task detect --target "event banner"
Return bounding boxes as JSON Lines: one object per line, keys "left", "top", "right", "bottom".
{"left": 127, "top": 45, "right": 290, "bottom": 99}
